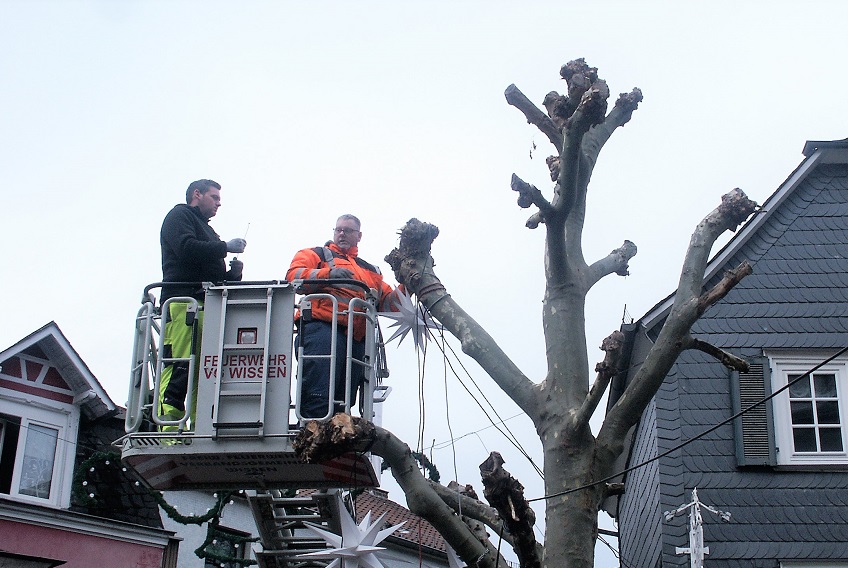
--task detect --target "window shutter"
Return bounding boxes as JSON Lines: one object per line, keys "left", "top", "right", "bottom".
{"left": 731, "top": 356, "right": 776, "bottom": 466}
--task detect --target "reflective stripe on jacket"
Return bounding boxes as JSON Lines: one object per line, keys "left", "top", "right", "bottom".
{"left": 286, "top": 242, "right": 402, "bottom": 340}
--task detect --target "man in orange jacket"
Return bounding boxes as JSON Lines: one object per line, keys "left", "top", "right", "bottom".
{"left": 286, "top": 214, "right": 402, "bottom": 419}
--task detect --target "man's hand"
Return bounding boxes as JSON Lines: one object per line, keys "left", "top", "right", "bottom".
{"left": 226, "top": 238, "right": 247, "bottom": 253}
{"left": 329, "top": 268, "right": 353, "bottom": 279}
{"left": 228, "top": 258, "right": 244, "bottom": 279}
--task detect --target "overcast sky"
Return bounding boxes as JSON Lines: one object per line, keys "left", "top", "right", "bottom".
{"left": 3, "top": 1, "right": 848, "bottom": 565}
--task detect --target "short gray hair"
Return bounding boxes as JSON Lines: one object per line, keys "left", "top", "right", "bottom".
{"left": 337, "top": 214, "right": 361, "bottom": 229}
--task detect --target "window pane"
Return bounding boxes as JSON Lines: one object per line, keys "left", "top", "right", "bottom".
{"left": 814, "top": 373, "right": 838, "bottom": 398}
{"left": 820, "top": 427, "right": 844, "bottom": 452}
{"left": 18, "top": 424, "right": 58, "bottom": 499}
{"left": 0, "top": 418, "right": 21, "bottom": 495}
{"left": 789, "top": 375, "right": 811, "bottom": 398}
{"left": 791, "top": 401, "right": 814, "bottom": 425}
{"left": 817, "top": 401, "right": 841, "bottom": 424}
{"left": 793, "top": 427, "right": 817, "bottom": 452}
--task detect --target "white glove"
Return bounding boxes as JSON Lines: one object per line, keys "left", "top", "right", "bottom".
{"left": 226, "top": 238, "right": 246, "bottom": 253}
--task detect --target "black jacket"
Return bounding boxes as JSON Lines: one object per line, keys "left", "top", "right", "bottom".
{"left": 160, "top": 204, "right": 239, "bottom": 301}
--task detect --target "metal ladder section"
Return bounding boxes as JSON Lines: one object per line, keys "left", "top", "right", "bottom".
{"left": 247, "top": 490, "right": 343, "bottom": 568}
{"left": 210, "top": 287, "right": 274, "bottom": 438}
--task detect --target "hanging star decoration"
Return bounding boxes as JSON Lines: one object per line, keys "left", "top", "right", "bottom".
{"left": 299, "top": 496, "right": 405, "bottom": 568}
{"left": 379, "top": 287, "right": 442, "bottom": 350}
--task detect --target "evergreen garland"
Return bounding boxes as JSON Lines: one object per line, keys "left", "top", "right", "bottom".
{"left": 381, "top": 450, "right": 440, "bottom": 482}
{"left": 72, "top": 452, "right": 257, "bottom": 566}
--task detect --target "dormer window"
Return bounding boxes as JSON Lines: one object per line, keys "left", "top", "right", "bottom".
{"left": 0, "top": 399, "right": 73, "bottom": 507}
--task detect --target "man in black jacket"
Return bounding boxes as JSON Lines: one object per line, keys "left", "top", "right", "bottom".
{"left": 158, "top": 179, "right": 246, "bottom": 431}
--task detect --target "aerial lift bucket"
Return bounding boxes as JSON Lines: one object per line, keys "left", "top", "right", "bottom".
{"left": 117, "top": 280, "right": 382, "bottom": 491}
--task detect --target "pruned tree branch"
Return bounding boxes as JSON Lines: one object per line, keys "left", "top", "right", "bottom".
{"left": 432, "top": 481, "right": 508, "bottom": 540}
{"left": 293, "top": 417, "right": 497, "bottom": 568}
{"left": 525, "top": 211, "right": 544, "bottom": 229}
{"left": 480, "top": 452, "right": 540, "bottom": 568}
{"left": 587, "top": 240, "right": 638, "bottom": 286}
{"left": 511, "top": 173, "right": 553, "bottom": 219}
{"left": 581, "top": 88, "right": 643, "bottom": 176}
{"left": 599, "top": 189, "right": 758, "bottom": 453}
{"left": 697, "top": 261, "right": 753, "bottom": 317}
{"left": 575, "top": 331, "right": 626, "bottom": 427}
{"left": 684, "top": 336, "right": 750, "bottom": 372}
{"left": 505, "top": 83, "right": 563, "bottom": 150}
{"left": 386, "top": 218, "right": 539, "bottom": 415}
{"left": 434, "top": 481, "right": 521, "bottom": 568}
{"left": 550, "top": 60, "right": 610, "bottom": 222}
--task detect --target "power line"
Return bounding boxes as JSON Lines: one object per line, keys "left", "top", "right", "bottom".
{"left": 423, "top": 323, "right": 545, "bottom": 479}
{"left": 528, "top": 345, "right": 848, "bottom": 503}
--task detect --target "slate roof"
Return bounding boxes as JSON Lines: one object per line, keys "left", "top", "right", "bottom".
{"left": 691, "top": 162, "right": 848, "bottom": 350}
{"left": 69, "top": 410, "right": 164, "bottom": 528}
{"left": 612, "top": 139, "right": 848, "bottom": 567}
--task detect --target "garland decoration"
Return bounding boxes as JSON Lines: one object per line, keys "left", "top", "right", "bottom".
{"left": 72, "top": 453, "right": 257, "bottom": 566}
{"left": 381, "top": 450, "right": 440, "bottom": 482}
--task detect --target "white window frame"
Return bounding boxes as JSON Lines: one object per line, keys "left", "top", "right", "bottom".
{"left": 781, "top": 562, "right": 848, "bottom": 568}
{"left": 769, "top": 352, "right": 848, "bottom": 466}
{"left": 0, "top": 395, "right": 78, "bottom": 507}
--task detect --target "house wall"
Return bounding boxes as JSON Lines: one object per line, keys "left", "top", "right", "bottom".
{"left": 159, "top": 490, "right": 257, "bottom": 568}
{"left": 0, "top": 517, "right": 166, "bottom": 568}
{"left": 618, "top": 159, "right": 848, "bottom": 567}
{"left": 617, "top": 397, "right": 662, "bottom": 568}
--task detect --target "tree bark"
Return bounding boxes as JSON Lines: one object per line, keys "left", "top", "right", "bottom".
{"left": 368, "top": 60, "right": 758, "bottom": 568}
{"left": 294, "top": 416, "right": 498, "bottom": 568}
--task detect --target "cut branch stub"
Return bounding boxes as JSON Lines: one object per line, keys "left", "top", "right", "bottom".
{"left": 595, "top": 330, "right": 626, "bottom": 378}
{"left": 553, "top": 58, "right": 608, "bottom": 131}
{"left": 567, "top": 79, "right": 609, "bottom": 134}
{"left": 612, "top": 240, "right": 637, "bottom": 276}
{"left": 504, "top": 83, "right": 563, "bottom": 150}
{"left": 719, "top": 188, "right": 759, "bottom": 229}
{"left": 292, "top": 414, "right": 376, "bottom": 463}
{"left": 511, "top": 173, "right": 552, "bottom": 216}
{"left": 615, "top": 88, "right": 644, "bottom": 115}
{"left": 697, "top": 261, "right": 753, "bottom": 317}
{"left": 447, "top": 480, "right": 479, "bottom": 500}
{"left": 560, "top": 58, "right": 598, "bottom": 84}
{"left": 543, "top": 91, "right": 570, "bottom": 129}
{"left": 480, "top": 452, "right": 540, "bottom": 568}
{"left": 385, "top": 218, "right": 440, "bottom": 288}
{"left": 545, "top": 155, "right": 560, "bottom": 182}
{"left": 687, "top": 337, "right": 750, "bottom": 372}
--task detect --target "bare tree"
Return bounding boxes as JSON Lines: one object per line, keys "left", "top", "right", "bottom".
{"left": 296, "top": 59, "right": 757, "bottom": 568}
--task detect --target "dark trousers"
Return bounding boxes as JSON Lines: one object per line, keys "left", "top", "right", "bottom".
{"left": 296, "top": 320, "right": 365, "bottom": 419}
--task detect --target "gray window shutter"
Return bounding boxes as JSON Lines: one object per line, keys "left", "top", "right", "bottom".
{"left": 731, "top": 356, "right": 776, "bottom": 466}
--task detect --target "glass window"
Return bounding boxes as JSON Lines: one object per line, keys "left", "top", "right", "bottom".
{"left": 771, "top": 355, "right": 848, "bottom": 466}
{"left": 18, "top": 423, "right": 59, "bottom": 499}
{"left": 787, "top": 372, "right": 844, "bottom": 454}
{"left": 0, "top": 397, "right": 74, "bottom": 507}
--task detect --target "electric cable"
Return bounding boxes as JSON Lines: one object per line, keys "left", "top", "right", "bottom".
{"left": 426, "top": 324, "right": 545, "bottom": 479}
{"left": 527, "top": 344, "right": 848, "bottom": 503}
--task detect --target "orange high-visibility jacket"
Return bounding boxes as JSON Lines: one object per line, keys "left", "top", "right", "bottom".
{"left": 286, "top": 242, "right": 402, "bottom": 341}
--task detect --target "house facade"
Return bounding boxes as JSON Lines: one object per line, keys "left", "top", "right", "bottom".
{"left": 0, "top": 322, "right": 178, "bottom": 567}
{"left": 610, "top": 138, "right": 848, "bottom": 567}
